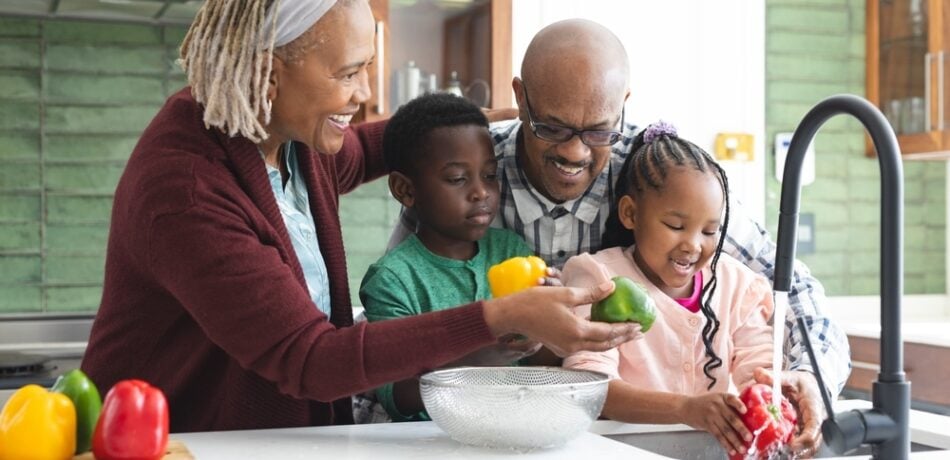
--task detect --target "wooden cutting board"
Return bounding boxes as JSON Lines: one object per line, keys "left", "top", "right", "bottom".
{"left": 73, "top": 440, "right": 193, "bottom": 460}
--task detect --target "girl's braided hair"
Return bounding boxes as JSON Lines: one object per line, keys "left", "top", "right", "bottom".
{"left": 603, "top": 122, "right": 731, "bottom": 389}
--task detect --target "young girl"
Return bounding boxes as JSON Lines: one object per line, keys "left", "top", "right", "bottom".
{"left": 561, "top": 121, "right": 774, "bottom": 458}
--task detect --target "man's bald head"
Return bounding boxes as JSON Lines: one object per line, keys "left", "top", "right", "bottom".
{"left": 513, "top": 19, "right": 630, "bottom": 204}
{"left": 521, "top": 19, "right": 629, "bottom": 102}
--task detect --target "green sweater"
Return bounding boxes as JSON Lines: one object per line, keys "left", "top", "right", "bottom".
{"left": 359, "top": 228, "right": 532, "bottom": 421}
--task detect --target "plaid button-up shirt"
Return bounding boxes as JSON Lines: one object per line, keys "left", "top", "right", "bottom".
{"left": 388, "top": 119, "right": 850, "bottom": 398}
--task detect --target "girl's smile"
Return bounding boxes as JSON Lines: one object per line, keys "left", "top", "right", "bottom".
{"left": 622, "top": 165, "right": 724, "bottom": 299}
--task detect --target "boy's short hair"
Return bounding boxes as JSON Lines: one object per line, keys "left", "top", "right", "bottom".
{"left": 383, "top": 93, "right": 489, "bottom": 176}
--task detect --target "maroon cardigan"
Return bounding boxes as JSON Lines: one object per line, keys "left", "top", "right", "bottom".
{"left": 82, "top": 89, "right": 495, "bottom": 432}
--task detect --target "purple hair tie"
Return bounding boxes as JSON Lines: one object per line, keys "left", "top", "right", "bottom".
{"left": 642, "top": 120, "right": 678, "bottom": 144}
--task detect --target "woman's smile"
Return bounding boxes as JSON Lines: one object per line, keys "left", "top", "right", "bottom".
{"left": 327, "top": 112, "right": 354, "bottom": 129}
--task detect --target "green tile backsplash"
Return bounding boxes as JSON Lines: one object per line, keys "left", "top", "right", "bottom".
{"left": 0, "top": 15, "right": 398, "bottom": 314}
{"left": 0, "top": 17, "right": 187, "bottom": 314}
{"left": 765, "top": 0, "right": 946, "bottom": 295}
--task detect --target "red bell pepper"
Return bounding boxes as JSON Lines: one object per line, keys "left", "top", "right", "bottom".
{"left": 729, "top": 383, "right": 797, "bottom": 460}
{"left": 92, "top": 379, "right": 169, "bottom": 460}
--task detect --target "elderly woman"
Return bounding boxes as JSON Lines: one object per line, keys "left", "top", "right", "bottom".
{"left": 81, "top": 0, "right": 639, "bottom": 433}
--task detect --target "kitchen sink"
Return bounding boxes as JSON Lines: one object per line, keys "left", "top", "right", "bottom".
{"left": 602, "top": 430, "right": 944, "bottom": 459}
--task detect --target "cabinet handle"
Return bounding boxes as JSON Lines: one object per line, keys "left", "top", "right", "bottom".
{"left": 375, "top": 20, "right": 385, "bottom": 115}
{"left": 925, "top": 52, "right": 932, "bottom": 131}
{"left": 939, "top": 51, "right": 945, "bottom": 131}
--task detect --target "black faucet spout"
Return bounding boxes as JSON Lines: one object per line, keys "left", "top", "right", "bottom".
{"left": 773, "top": 94, "right": 909, "bottom": 459}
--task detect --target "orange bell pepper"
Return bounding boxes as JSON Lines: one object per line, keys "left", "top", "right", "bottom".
{"left": 0, "top": 384, "right": 76, "bottom": 460}
{"left": 487, "top": 255, "right": 547, "bottom": 298}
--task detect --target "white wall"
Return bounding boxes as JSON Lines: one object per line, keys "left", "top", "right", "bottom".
{"left": 511, "top": 0, "right": 767, "bottom": 223}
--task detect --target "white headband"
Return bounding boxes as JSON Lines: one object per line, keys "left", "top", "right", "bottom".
{"left": 264, "top": 0, "right": 338, "bottom": 48}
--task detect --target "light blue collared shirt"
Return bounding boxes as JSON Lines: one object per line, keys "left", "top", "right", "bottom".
{"left": 263, "top": 143, "right": 332, "bottom": 315}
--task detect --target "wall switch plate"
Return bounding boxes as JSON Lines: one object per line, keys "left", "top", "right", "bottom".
{"left": 775, "top": 132, "right": 815, "bottom": 185}
{"left": 714, "top": 132, "right": 755, "bottom": 161}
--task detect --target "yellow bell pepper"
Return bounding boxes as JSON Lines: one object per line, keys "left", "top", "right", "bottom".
{"left": 0, "top": 384, "right": 76, "bottom": 460}
{"left": 487, "top": 255, "right": 547, "bottom": 298}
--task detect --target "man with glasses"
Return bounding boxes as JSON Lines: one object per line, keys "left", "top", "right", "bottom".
{"left": 385, "top": 18, "right": 846, "bottom": 456}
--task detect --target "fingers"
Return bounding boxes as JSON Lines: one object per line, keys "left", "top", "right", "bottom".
{"left": 712, "top": 418, "right": 748, "bottom": 457}
{"left": 720, "top": 396, "right": 752, "bottom": 454}
{"left": 723, "top": 402, "right": 753, "bottom": 446}
{"left": 790, "top": 394, "right": 822, "bottom": 455}
{"left": 572, "top": 280, "right": 615, "bottom": 305}
{"left": 542, "top": 276, "right": 563, "bottom": 287}
{"left": 724, "top": 394, "right": 747, "bottom": 415}
{"left": 753, "top": 366, "right": 773, "bottom": 385}
{"left": 579, "top": 322, "right": 641, "bottom": 352}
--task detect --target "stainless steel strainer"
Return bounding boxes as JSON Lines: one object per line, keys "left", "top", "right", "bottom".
{"left": 419, "top": 366, "right": 609, "bottom": 450}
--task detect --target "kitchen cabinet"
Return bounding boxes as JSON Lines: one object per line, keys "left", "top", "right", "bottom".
{"left": 867, "top": 0, "right": 950, "bottom": 157}
{"left": 355, "top": 0, "right": 512, "bottom": 123}
{"left": 846, "top": 332, "right": 950, "bottom": 408}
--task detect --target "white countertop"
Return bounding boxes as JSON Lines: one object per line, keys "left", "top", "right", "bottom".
{"left": 178, "top": 422, "right": 667, "bottom": 459}
{"left": 173, "top": 400, "right": 950, "bottom": 459}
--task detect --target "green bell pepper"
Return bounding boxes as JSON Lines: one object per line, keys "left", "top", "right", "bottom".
{"left": 51, "top": 369, "right": 102, "bottom": 454}
{"left": 591, "top": 276, "right": 658, "bottom": 331}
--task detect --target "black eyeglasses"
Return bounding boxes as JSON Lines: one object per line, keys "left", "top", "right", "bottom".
{"left": 521, "top": 84, "right": 625, "bottom": 147}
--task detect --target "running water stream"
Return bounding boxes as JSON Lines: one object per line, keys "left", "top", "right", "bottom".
{"left": 771, "top": 291, "right": 788, "bottom": 407}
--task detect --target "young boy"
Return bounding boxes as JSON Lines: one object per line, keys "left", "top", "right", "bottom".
{"left": 360, "top": 93, "right": 541, "bottom": 422}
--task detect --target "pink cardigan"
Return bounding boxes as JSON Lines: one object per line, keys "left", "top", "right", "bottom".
{"left": 83, "top": 88, "right": 495, "bottom": 432}
{"left": 562, "top": 246, "right": 774, "bottom": 394}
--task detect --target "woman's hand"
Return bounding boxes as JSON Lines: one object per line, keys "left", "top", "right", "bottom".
{"left": 678, "top": 393, "right": 752, "bottom": 457}
{"left": 753, "top": 367, "right": 824, "bottom": 457}
{"left": 482, "top": 281, "right": 642, "bottom": 357}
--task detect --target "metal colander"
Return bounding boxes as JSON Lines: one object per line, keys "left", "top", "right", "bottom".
{"left": 419, "top": 366, "right": 609, "bottom": 450}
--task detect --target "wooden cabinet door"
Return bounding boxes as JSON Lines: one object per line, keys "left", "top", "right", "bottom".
{"left": 867, "top": 0, "right": 949, "bottom": 157}
{"left": 355, "top": 0, "right": 390, "bottom": 123}
{"left": 442, "top": 0, "right": 512, "bottom": 109}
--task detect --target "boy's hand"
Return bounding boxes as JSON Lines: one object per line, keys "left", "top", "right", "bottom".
{"left": 541, "top": 267, "right": 562, "bottom": 287}
{"left": 679, "top": 393, "right": 752, "bottom": 457}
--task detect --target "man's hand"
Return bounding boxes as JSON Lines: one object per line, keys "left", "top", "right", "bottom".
{"left": 753, "top": 367, "right": 824, "bottom": 457}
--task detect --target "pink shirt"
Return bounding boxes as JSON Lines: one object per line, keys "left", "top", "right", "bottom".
{"left": 675, "top": 271, "right": 703, "bottom": 313}
{"left": 562, "top": 246, "right": 774, "bottom": 395}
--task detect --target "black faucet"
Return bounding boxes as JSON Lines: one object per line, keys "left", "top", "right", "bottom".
{"left": 773, "top": 94, "right": 910, "bottom": 459}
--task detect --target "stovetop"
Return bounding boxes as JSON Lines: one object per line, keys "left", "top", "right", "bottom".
{"left": 0, "top": 315, "right": 92, "bottom": 390}
{"left": 0, "top": 350, "right": 83, "bottom": 390}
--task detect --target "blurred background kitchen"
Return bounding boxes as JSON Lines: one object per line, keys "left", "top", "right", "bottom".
{"left": 0, "top": 0, "right": 948, "bottom": 415}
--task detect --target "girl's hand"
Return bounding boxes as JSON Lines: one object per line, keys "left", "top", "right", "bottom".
{"left": 482, "top": 281, "right": 642, "bottom": 357}
{"left": 679, "top": 393, "right": 752, "bottom": 457}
